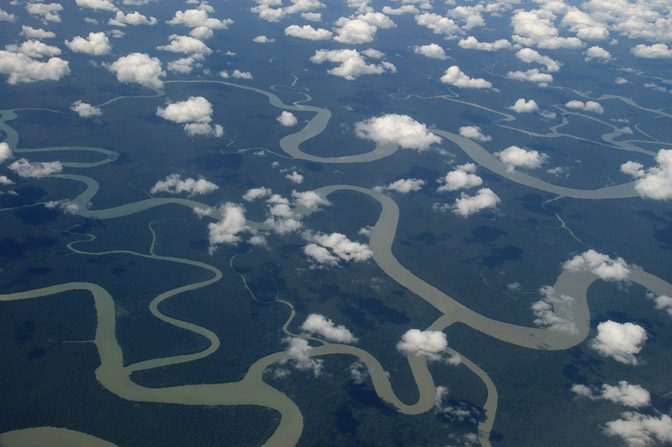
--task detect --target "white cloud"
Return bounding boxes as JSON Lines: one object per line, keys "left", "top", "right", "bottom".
{"left": 253, "top": 35, "right": 275, "bottom": 43}
{"left": 232, "top": 69, "right": 252, "bottom": 79}
{"left": 495, "top": 145, "right": 548, "bottom": 172}
{"left": 75, "top": 0, "right": 118, "bottom": 11}
{"left": 531, "top": 286, "right": 578, "bottom": 334}
{"left": 285, "top": 171, "right": 304, "bottom": 184}
{"left": 301, "top": 12, "right": 322, "bottom": 21}
{"left": 183, "top": 123, "right": 224, "bottom": 137}
{"left": 509, "top": 98, "right": 539, "bottom": 113}
{"left": 651, "top": 294, "right": 672, "bottom": 317}
{"left": 300, "top": 314, "right": 358, "bottom": 343}
{"left": 565, "top": 100, "right": 604, "bottom": 114}
{"left": 167, "top": 55, "right": 204, "bottom": 74}
{"left": 7, "top": 40, "right": 61, "bottom": 58}
{"left": 448, "top": 5, "right": 485, "bottom": 30}
{"left": 150, "top": 174, "right": 218, "bottom": 196}
{"left": 590, "top": 321, "right": 647, "bottom": 365}
{"left": 44, "top": 199, "right": 79, "bottom": 215}
{"left": 355, "top": 114, "right": 441, "bottom": 151}
{"left": 452, "top": 188, "right": 500, "bottom": 217}
{"left": 415, "top": 13, "right": 461, "bottom": 37}
{"left": 0, "top": 176, "right": 14, "bottom": 186}
{"left": 71, "top": 100, "right": 102, "bottom": 118}
{"left": 382, "top": 5, "right": 418, "bottom": 15}
{"left": 158, "top": 35, "right": 211, "bottom": 55}
{"left": 437, "top": 163, "right": 482, "bottom": 192}
{"left": 585, "top": 45, "right": 612, "bottom": 60}
{"left": 303, "top": 231, "right": 373, "bottom": 266}
{"left": 304, "top": 243, "right": 339, "bottom": 266}
{"left": 65, "top": 32, "right": 111, "bottom": 55}
{"left": 167, "top": 8, "right": 232, "bottom": 30}
{"left": 380, "top": 178, "right": 425, "bottom": 194}
{"left": 251, "top": 4, "right": 286, "bottom": 23}
{"left": 631, "top": 43, "right": 672, "bottom": 59}
{"left": 242, "top": 187, "right": 272, "bottom": 202}
{"left": 207, "top": 202, "right": 249, "bottom": 250}
{"left": 157, "top": 96, "right": 213, "bottom": 124}
{"left": 604, "top": 412, "right": 672, "bottom": 447}
{"left": 0, "top": 51, "right": 70, "bottom": 84}
{"left": 506, "top": 69, "right": 553, "bottom": 86}
{"left": 9, "top": 158, "right": 62, "bottom": 178}
{"left": 413, "top": 43, "right": 447, "bottom": 59}
{"left": 109, "top": 11, "right": 157, "bottom": 27}
{"left": 560, "top": 7, "right": 609, "bottom": 41}
{"left": 291, "top": 190, "right": 330, "bottom": 211}
{"left": 441, "top": 66, "right": 493, "bottom": 89}
{"left": 26, "top": 2, "right": 63, "bottom": 22}
{"left": 277, "top": 111, "right": 298, "bottom": 126}
{"left": 0, "top": 142, "right": 13, "bottom": 163}
{"left": 310, "top": 49, "right": 395, "bottom": 80}
{"left": 280, "top": 337, "right": 323, "bottom": 376}
{"left": 20, "top": 26, "right": 55, "bottom": 40}
{"left": 458, "top": 125, "right": 491, "bottom": 142}
{"left": 615, "top": 77, "right": 628, "bottom": 85}
{"left": 285, "top": 24, "right": 332, "bottom": 40}
{"left": 511, "top": 9, "right": 582, "bottom": 49}
{"left": 516, "top": 48, "right": 561, "bottom": 72}
{"left": 571, "top": 381, "right": 651, "bottom": 408}
{"left": 190, "top": 26, "right": 214, "bottom": 40}
{"left": 458, "top": 36, "right": 511, "bottom": 51}
{"left": 563, "top": 249, "right": 631, "bottom": 281}
{"left": 332, "top": 14, "right": 394, "bottom": 45}
{"left": 396, "top": 329, "right": 447, "bottom": 361}
{"left": 621, "top": 149, "right": 672, "bottom": 201}
{"left": 0, "top": 8, "right": 16, "bottom": 22}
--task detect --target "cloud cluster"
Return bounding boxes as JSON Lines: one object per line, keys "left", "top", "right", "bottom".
{"left": 75, "top": 0, "right": 118, "bottom": 12}
{"left": 44, "top": 199, "right": 79, "bottom": 215}
{"left": 437, "top": 163, "right": 482, "bottom": 192}
{"left": 65, "top": 32, "right": 111, "bottom": 55}
{"left": 71, "top": 100, "right": 102, "bottom": 118}
{"left": 511, "top": 9, "right": 581, "bottom": 49}
{"left": 280, "top": 337, "right": 323, "bottom": 376}
{"left": 620, "top": 149, "right": 672, "bottom": 201}
{"left": 509, "top": 98, "right": 539, "bottom": 113}
{"left": 303, "top": 231, "right": 372, "bottom": 267}
{"left": 9, "top": 158, "right": 62, "bottom": 178}
{"left": 507, "top": 68, "right": 553, "bottom": 86}
{"left": 413, "top": 43, "right": 447, "bottom": 59}
{"left": 415, "top": 13, "right": 461, "bottom": 37}
{"left": 495, "top": 145, "right": 548, "bottom": 172}
{"left": 333, "top": 12, "right": 395, "bottom": 44}
{"left": 565, "top": 100, "right": 604, "bottom": 114}
{"left": 0, "top": 50, "right": 70, "bottom": 84}
{"left": 277, "top": 111, "right": 298, "bottom": 126}
{"left": 109, "top": 11, "right": 157, "bottom": 27}
{"left": 458, "top": 125, "right": 491, "bottom": 142}
{"left": 458, "top": 36, "right": 511, "bottom": 51}
{"left": 378, "top": 178, "right": 425, "bottom": 194}
{"left": 167, "top": 5, "right": 232, "bottom": 40}
{"left": 156, "top": 96, "right": 222, "bottom": 137}
{"left": 310, "top": 49, "right": 395, "bottom": 80}
{"left": 604, "top": 411, "right": 672, "bottom": 447}
{"left": 6, "top": 41, "right": 61, "bottom": 58}
{"left": 158, "top": 35, "right": 211, "bottom": 55}
{"left": 572, "top": 381, "right": 650, "bottom": 408}
{"left": 434, "top": 387, "right": 479, "bottom": 424}
{"left": 20, "top": 26, "right": 55, "bottom": 40}
{"left": 285, "top": 171, "right": 304, "bottom": 184}
{"left": 396, "top": 329, "right": 447, "bottom": 361}
{"left": 631, "top": 43, "right": 672, "bottom": 59}
{"left": 590, "top": 320, "right": 647, "bottom": 365}
{"left": 354, "top": 114, "right": 441, "bottom": 151}
{"left": 451, "top": 188, "right": 500, "bottom": 218}
{"left": 516, "top": 48, "right": 561, "bottom": 72}
{"left": 285, "top": 24, "right": 332, "bottom": 40}
{"left": 150, "top": 174, "right": 218, "bottom": 196}
{"left": 441, "top": 66, "right": 493, "bottom": 89}
{"left": 167, "top": 55, "right": 204, "bottom": 74}
{"left": 206, "top": 202, "right": 250, "bottom": 251}
{"left": 563, "top": 249, "right": 631, "bottom": 281}
{"left": 300, "top": 314, "right": 358, "bottom": 343}
{"left": 107, "top": 53, "right": 165, "bottom": 89}
{"left": 26, "top": 2, "right": 63, "bottom": 23}
{"left": 531, "top": 286, "right": 578, "bottom": 334}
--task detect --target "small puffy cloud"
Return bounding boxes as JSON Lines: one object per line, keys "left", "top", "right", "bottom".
{"left": 157, "top": 96, "right": 213, "bottom": 124}
{"left": 242, "top": 187, "right": 272, "bottom": 202}
{"left": 9, "top": 158, "right": 62, "bottom": 178}
{"left": 277, "top": 111, "right": 298, "bottom": 127}
{"left": 572, "top": 381, "right": 650, "bottom": 408}
{"left": 560, "top": 8, "right": 609, "bottom": 41}
{"left": 150, "top": 174, "right": 218, "bottom": 196}
{"left": 631, "top": 43, "right": 672, "bottom": 59}
{"left": 509, "top": 98, "right": 539, "bottom": 113}
{"left": 565, "top": 100, "right": 604, "bottom": 114}
{"left": 0, "top": 51, "right": 70, "bottom": 84}
{"left": 280, "top": 337, "right": 323, "bottom": 376}
{"left": 167, "top": 8, "right": 232, "bottom": 30}
{"left": 333, "top": 17, "right": 377, "bottom": 44}
{"left": 44, "top": 199, "right": 79, "bottom": 215}
{"left": 355, "top": 114, "right": 441, "bottom": 151}
{"left": 379, "top": 178, "right": 426, "bottom": 194}
{"left": 310, "top": 49, "right": 396, "bottom": 80}
{"left": 531, "top": 286, "right": 578, "bottom": 334}
{"left": 75, "top": 0, "right": 118, "bottom": 11}
{"left": 303, "top": 231, "right": 373, "bottom": 266}
{"left": 458, "top": 36, "right": 511, "bottom": 51}
{"left": 285, "top": 24, "right": 332, "bottom": 40}
{"left": 452, "top": 188, "right": 500, "bottom": 218}
{"left": 291, "top": 190, "right": 330, "bottom": 211}
{"left": 510, "top": 9, "right": 582, "bottom": 49}
{"left": 563, "top": 249, "right": 631, "bottom": 281}
{"left": 253, "top": 35, "right": 275, "bottom": 43}
{"left": 413, "top": 43, "right": 447, "bottom": 59}
{"left": 0, "top": 142, "right": 13, "bottom": 163}
{"left": 158, "top": 35, "right": 211, "bottom": 55}
{"left": 495, "top": 145, "right": 548, "bottom": 172}
{"left": 507, "top": 68, "right": 553, "bottom": 86}
{"left": 383, "top": 5, "right": 418, "bottom": 15}
{"left": 301, "top": 12, "right": 322, "bottom": 21}
{"left": 0, "top": 176, "right": 14, "bottom": 185}
{"left": 458, "top": 125, "right": 491, "bottom": 142}
{"left": 285, "top": 171, "right": 304, "bottom": 184}
{"left": 585, "top": 46, "right": 612, "bottom": 60}
{"left": 190, "top": 26, "right": 214, "bottom": 40}
{"left": 621, "top": 149, "right": 672, "bottom": 201}
{"left": 21, "top": 26, "right": 55, "bottom": 40}
{"left": 300, "top": 314, "right": 358, "bottom": 343}
{"left": 207, "top": 202, "right": 249, "bottom": 250}
{"left": 604, "top": 412, "right": 672, "bottom": 447}
{"left": 184, "top": 123, "right": 224, "bottom": 137}
{"left": 516, "top": 48, "right": 561, "bottom": 72}
{"left": 437, "top": 163, "right": 482, "bottom": 192}
{"left": 6, "top": 41, "right": 61, "bottom": 58}
{"left": 109, "top": 11, "right": 157, "bottom": 27}
{"left": 232, "top": 69, "right": 252, "bottom": 79}
{"left": 441, "top": 66, "right": 493, "bottom": 89}
{"left": 71, "top": 100, "right": 102, "bottom": 118}
{"left": 651, "top": 293, "right": 672, "bottom": 317}
{"left": 415, "top": 13, "right": 460, "bottom": 37}
{"left": 590, "top": 321, "right": 647, "bottom": 365}
{"left": 615, "top": 77, "right": 628, "bottom": 85}
{"left": 396, "top": 329, "right": 447, "bottom": 361}
{"left": 26, "top": 2, "right": 63, "bottom": 22}
{"left": 167, "top": 55, "right": 204, "bottom": 74}
{"left": 0, "top": 8, "right": 16, "bottom": 22}
{"left": 107, "top": 53, "right": 165, "bottom": 89}
{"left": 65, "top": 32, "right": 111, "bottom": 55}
